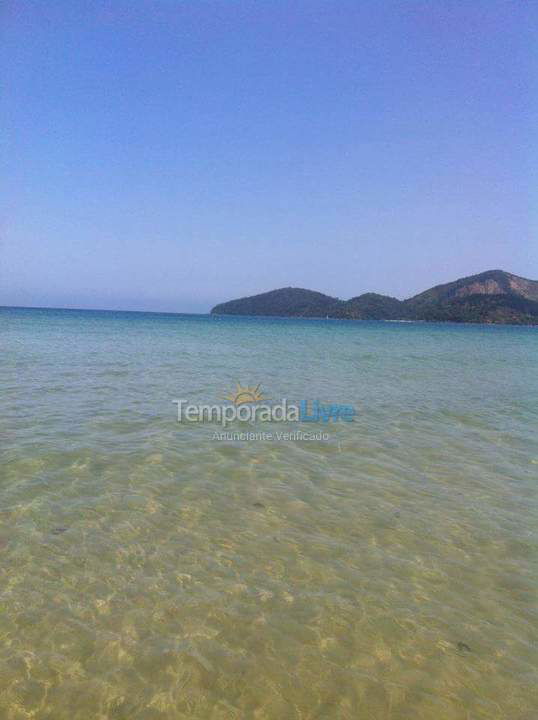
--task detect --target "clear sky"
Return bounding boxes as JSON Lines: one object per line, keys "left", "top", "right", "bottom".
{"left": 1, "top": 1, "right": 535, "bottom": 312}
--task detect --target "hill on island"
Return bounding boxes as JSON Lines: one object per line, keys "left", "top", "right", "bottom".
{"left": 211, "top": 270, "right": 538, "bottom": 325}
{"left": 210, "top": 287, "right": 341, "bottom": 317}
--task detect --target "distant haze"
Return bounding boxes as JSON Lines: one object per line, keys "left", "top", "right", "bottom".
{"left": 1, "top": 1, "right": 535, "bottom": 313}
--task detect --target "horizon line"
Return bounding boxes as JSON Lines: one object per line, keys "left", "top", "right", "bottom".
{"left": 0, "top": 304, "right": 211, "bottom": 316}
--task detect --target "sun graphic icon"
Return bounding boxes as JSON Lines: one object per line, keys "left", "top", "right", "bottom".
{"left": 225, "top": 382, "right": 265, "bottom": 406}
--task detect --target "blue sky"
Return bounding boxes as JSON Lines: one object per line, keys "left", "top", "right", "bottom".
{"left": 1, "top": 1, "right": 535, "bottom": 312}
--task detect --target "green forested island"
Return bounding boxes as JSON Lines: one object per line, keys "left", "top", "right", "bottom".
{"left": 211, "top": 270, "right": 538, "bottom": 325}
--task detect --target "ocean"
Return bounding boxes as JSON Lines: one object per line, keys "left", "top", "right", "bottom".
{"left": 1, "top": 306, "right": 537, "bottom": 719}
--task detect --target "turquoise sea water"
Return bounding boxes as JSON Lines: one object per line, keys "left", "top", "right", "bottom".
{"left": 1, "top": 307, "right": 537, "bottom": 719}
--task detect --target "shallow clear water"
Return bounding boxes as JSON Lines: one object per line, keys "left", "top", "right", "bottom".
{"left": 1, "top": 307, "right": 537, "bottom": 719}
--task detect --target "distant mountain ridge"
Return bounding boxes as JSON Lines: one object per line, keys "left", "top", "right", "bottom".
{"left": 211, "top": 270, "right": 538, "bottom": 325}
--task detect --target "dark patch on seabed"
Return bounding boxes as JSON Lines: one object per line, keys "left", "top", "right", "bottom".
{"left": 456, "top": 641, "right": 472, "bottom": 653}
